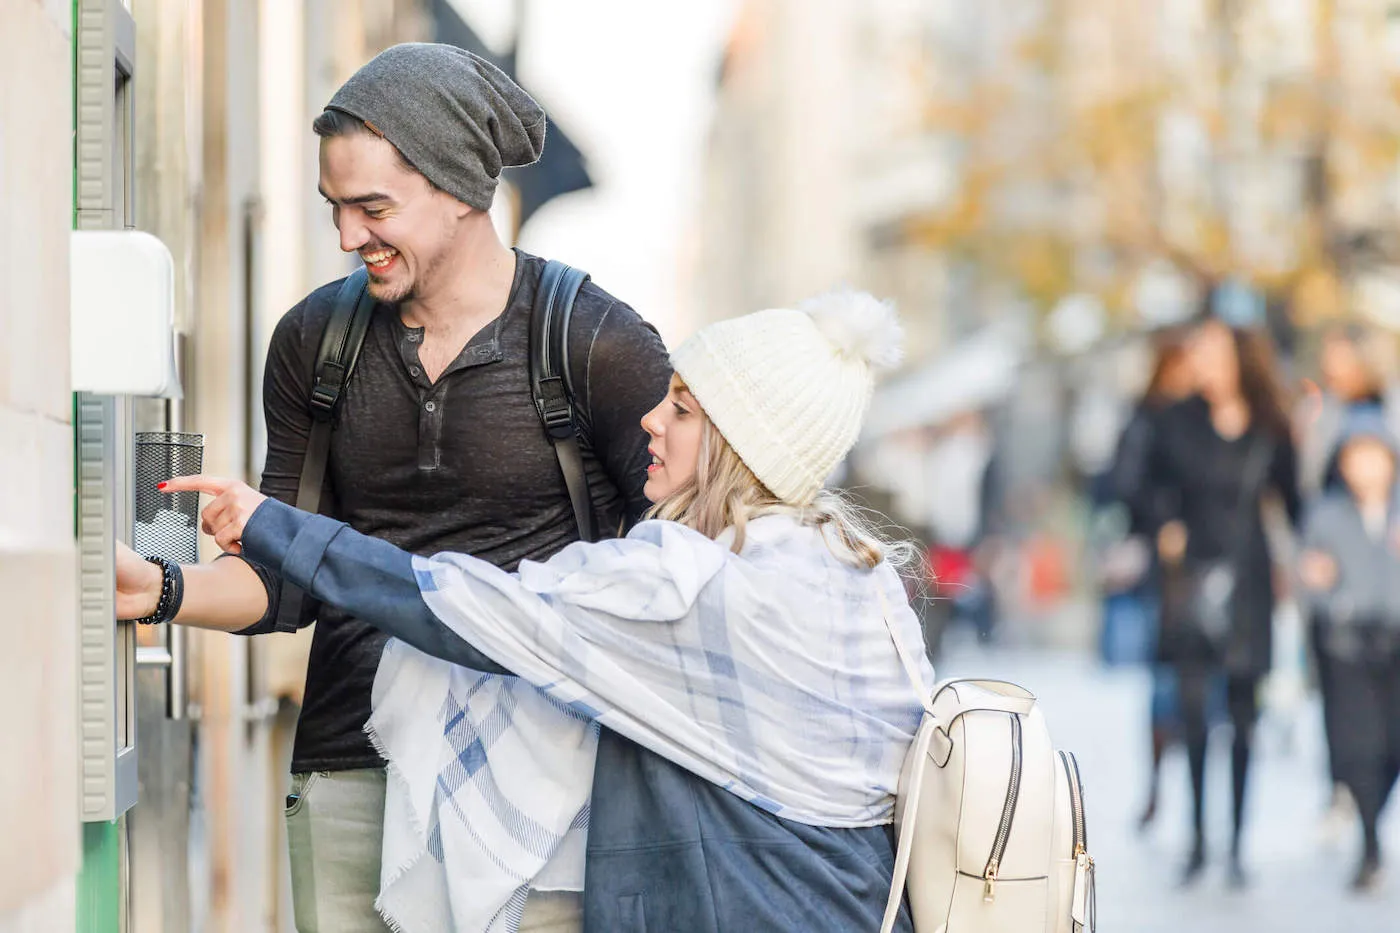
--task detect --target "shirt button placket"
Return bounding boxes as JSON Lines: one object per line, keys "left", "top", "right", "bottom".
{"left": 430, "top": 392, "right": 444, "bottom": 469}
{"left": 418, "top": 395, "right": 438, "bottom": 470}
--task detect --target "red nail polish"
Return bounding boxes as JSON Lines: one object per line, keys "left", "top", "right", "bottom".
{"left": 157, "top": 482, "right": 168, "bottom": 491}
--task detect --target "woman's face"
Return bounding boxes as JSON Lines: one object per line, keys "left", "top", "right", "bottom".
{"left": 1188, "top": 320, "right": 1240, "bottom": 400}
{"left": 640, "top": 376, "right": 705, "bottom": 502}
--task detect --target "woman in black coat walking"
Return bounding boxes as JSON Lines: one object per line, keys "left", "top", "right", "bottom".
{"left": 1139, "top": 316, "right": 1300, "bottom": 886}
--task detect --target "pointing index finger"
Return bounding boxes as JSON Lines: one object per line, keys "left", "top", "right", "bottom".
{"left": 160, "top": 474, "right": 233, "bottom": 497}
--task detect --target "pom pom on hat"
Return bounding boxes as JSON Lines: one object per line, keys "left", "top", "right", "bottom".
{"left": 671, "top": 290, "right": 903, "bottom": 506}
{"left": 799, "top": 289, "right": 904, "bottom": 373}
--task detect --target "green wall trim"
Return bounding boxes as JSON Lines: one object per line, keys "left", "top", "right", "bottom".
{"left": 77, "top": 821, "right": 122, "bottom": 933}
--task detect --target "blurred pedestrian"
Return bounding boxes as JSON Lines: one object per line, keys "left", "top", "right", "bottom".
{"left": 1298, "top": 324, "right": 1400, "bottom": 836}
{"left": 1103, "top": 327, "right": 1195, "bottom": 828}
{"left": 1297, "top": 412, "right": 1400, "bottom": 892}
{"left": 1299, "top": 324, "right": 1400, "bottom": 498}
{"left": 921, "top": 411, "right": 996, "bottom": 655}
{"left": 1142, "top": 316, "right": 1301, "bottom": 886}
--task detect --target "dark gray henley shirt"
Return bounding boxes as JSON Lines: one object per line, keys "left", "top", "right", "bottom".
{"left": 237, "top": 249, "right": 671, "bottom": 772}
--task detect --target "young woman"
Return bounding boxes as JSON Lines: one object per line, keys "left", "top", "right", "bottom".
{"left": 1140, "top": 316, "right": 1300, "bottom": 887}
{"left": 117, "top": 293, "right": 930, "bottom": 933}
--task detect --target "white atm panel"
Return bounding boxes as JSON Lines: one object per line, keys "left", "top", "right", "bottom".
{"left": 70, "top": 230, "right": 180, "bottom": 398}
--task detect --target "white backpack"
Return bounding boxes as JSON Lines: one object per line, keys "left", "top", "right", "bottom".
{"left": 878, "top": 607, "right": 1095, "bottom": 932}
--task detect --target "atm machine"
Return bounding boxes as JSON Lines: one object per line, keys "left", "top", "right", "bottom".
{"left": 71, "top": 1, "right": 194, "bottom": 930}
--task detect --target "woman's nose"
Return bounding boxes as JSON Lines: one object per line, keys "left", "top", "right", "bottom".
{"left": 640, "top": 405, "right": 662, "bottom": 437}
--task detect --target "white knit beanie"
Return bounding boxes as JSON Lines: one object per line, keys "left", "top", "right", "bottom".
{"left": 670, "top": 290, "right": 903, "bottom": 506}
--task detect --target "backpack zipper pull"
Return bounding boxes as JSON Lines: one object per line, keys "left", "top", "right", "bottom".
{"left": 1071, "top": 850, "right": 1094, "bottom": 928}
{"left": 983, "top": 861, "right": 999, "bottom": 903}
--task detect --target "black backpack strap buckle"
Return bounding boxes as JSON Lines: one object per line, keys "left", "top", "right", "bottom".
{"left": 308, "top": 362, "right": 347, "bottom": 421}
{"left": 530, "top": 260, "right": 597, "bottom": 542}
{"left": 535, "top": 375, "right": 575, "bottom": 439}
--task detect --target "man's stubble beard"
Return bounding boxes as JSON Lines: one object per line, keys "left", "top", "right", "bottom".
{"left": 366, "top": 250, "right": 444, "bottom": 305}
{"left": 367, "top": 274, "right": 413, "bottom": 304}
{"left": 367, "top": 213, "right": 461, "bottom": 305}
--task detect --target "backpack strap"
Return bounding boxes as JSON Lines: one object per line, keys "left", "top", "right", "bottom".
{"left": 881, "top": 713, "right": 935, "bottom": 933}
{"left": 876, "top": 585, "right": 929, "bottom": 933}
{"left": 273, "top": 267, "right": 375, "bottom": 632}
{"left": 530, "top": 260, "right": 598, "bottom": 543}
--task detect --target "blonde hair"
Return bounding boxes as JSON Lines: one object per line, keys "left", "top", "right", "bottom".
{"left": 646, "top": 413, "right": 915, "bottom": 573}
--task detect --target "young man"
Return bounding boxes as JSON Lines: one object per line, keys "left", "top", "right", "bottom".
{"left": 153, "top": 44, "right": 670, "bottom": 930}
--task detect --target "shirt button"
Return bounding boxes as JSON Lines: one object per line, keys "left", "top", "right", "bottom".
{"left": 424, "top": 401, "right": 437, "bottom": 413}
{"left": 410, "top": 366, "right": 421, "bottom": 378}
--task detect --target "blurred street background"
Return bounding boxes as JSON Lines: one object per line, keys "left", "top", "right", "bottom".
{"left": 9, "top": 0, "right": 1400, "bottom": 930}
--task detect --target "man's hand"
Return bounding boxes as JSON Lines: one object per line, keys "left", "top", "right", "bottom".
{"left": 115, "top": 542, "right": 162, "bottom": 620}
{"left": 160, "top": 475, "right": 268, "bottom": 555}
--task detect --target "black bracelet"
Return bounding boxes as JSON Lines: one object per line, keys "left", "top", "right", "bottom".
{"left": 133, "top": 555, "right": 184, "bottom": 625}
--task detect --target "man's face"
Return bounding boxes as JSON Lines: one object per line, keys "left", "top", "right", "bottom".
{"left": 318, "top": 132, "right": 469, "bottom": 303}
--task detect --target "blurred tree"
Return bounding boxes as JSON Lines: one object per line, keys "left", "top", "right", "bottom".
{"left": 900, "top": 0, "right": 1400, "bottom": 335}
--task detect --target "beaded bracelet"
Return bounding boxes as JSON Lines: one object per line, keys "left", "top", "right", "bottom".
{"left": 133, "top": 554, "right": 185, "bottom": 625}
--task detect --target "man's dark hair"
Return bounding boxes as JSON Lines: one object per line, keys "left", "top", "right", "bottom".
{"left": 312, "top": 109, "right": 438, "bottom": 189}
{"left": 311, "top": 107, "right": 368, "bottom": 140}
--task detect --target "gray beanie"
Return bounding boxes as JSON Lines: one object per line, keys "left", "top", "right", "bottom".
{"left": 327, "top": 43, "right": 546, "bottom": 211}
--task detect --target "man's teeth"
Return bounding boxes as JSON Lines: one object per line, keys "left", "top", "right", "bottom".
{"left": 652, "top": 456, "right": 662, "bottom": 466}
{"left": 364, "top": 249, "right": 397, "bottom": 266}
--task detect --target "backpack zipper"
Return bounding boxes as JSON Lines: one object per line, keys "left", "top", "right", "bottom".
{"left": 1059, "top": 750, "right": 1087, "bottom": 857}
{"left": 983, "top": 714, "right": 1023, "bottom": 902}
{"left": 1060, "top": 749, "right": 1095, "bottom": 931}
